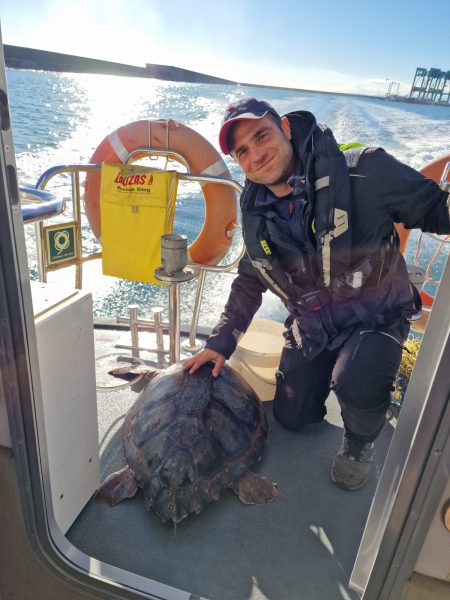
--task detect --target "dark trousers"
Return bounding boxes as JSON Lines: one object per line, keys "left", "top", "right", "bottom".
{"left": 273, "top": 319, "right": 410, "bottom": 443}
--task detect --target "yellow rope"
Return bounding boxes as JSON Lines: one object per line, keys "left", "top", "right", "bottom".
{"left": 391, "top": 334, "right": 422, "bottom": 405}
{"left": 398, "top": 335, "right": 422, "bottom": 378}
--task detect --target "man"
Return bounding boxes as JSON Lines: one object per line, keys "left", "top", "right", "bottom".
{"left": 183, "top": 97, "right": 450, "bottom": 490}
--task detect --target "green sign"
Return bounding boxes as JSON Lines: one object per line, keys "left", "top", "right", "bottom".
{"left": 45, "top": 223, "right": 77, "bottom": 265}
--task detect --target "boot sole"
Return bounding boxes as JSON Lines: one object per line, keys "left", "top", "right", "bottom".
{"left": 330, "top": 471, "right": 370, "bottom": 491}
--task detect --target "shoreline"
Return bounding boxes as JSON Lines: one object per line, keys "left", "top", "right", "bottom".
{"left": 2, "top": 44, "right": 382, "bottom": 102}
{"left": 5, "top": 44, "right": 450, "bottom": 108}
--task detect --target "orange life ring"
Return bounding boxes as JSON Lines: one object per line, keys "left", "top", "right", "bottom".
{"left": 394, "top": 153, "right": 450, "bottom": 331}
{"left": 84, "top": 119, "right": 238, "bottom": 265}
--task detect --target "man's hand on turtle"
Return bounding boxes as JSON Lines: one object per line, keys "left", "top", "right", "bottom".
{"left": 182, "top": 349, "right": 226, "bottom": 377}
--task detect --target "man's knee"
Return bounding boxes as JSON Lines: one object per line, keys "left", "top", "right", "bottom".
{"left": 332, "top": 326, "right": 404, "bottom": 410}
{"left": 332, "top": 353, "right": 395, "bottom": 441}
{"left": 332, "top": 365, "right": 395, "bottom": 410}
{"left": 273, "top": 369, "right": 327, "bottom": 430}
{"left": 332, "top": 363, "right": 393, "bottom": 441}
{"left": 273, "top": 402, "right": 326, "bottom": 431}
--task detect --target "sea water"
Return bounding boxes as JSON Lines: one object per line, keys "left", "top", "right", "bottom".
{"left": 6, "top": 68, "right": 450, "bottom": 326}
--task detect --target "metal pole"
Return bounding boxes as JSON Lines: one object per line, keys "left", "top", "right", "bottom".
{"left": 152, "top": 307, "right": 165, "bottom": 367}
{"left": 182, "top": 269, "right": 206, "bottom": 353}
{"left": 168, "top": 284, "right": 180, "bottom": 364}
{"left": 129, "top": 304, "right": 140, "bottom": 359}
{"left": 36, "top": 221, "right": 46, "bottom": 282}
{"left": 71, "top": 171, "right": 83, "bottom": 289}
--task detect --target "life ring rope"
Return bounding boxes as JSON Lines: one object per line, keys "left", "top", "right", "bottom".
{"left": 414, "top": 231, "right": 450, "bottom": 287}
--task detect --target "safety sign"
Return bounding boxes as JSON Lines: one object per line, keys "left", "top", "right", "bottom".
{"left": 45, "top": 222, "right": 77, "bottom": 265}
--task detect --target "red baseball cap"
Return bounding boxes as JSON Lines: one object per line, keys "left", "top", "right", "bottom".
{"left": 218, "top": 97, "right": 280, "bottom": 155}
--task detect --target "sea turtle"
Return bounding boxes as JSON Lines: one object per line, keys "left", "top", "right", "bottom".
{"left": 96, "top": 361, "right": 277, "bottom": 523}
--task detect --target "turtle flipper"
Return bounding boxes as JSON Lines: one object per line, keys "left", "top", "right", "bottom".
{"left": 232, "top": 472, "right": 278, "bottom": 505}
{"left": 96, "top": 466, "right": 138, "bottom": 506}
{"left": 108, "top": 365, "right": 159, "bottom": 380}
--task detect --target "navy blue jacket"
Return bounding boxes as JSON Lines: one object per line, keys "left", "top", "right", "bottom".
{"left": 206, "top": 146, "right": 450, "bottom": 360}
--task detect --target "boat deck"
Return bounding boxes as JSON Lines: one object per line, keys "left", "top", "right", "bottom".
{"left": 67, "top": 327, "right": 396, "bottom": 600}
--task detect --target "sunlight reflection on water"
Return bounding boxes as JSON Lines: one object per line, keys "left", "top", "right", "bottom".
{"left": 8, "top": 69, "right": 450, "bottom": 326}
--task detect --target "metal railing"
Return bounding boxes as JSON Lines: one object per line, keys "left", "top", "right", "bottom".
{"left": 34, "top": 164, "right": 101, "bottom": 288}
{"left": 31, "top": 148, "right": 244, "bottom": 363}
{"left": 23, "top": 153, "right": 450, "bottom": 363}
{"left": 20, "top": 186, "right": 65, "bottom": 223}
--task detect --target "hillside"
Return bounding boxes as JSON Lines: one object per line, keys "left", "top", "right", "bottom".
{"left": 4, "top": 44, "right": 237, "bottom": 85}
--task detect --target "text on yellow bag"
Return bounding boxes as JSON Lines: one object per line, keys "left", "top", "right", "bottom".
{"left": 100, "top": 164, "right": 178, "bottom": 284}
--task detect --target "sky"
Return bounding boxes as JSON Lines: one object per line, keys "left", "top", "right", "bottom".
{"left": 1, "top": 0, "right": 450, "bottom": 96}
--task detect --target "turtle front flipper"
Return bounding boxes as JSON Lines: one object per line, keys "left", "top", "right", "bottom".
{"left": 232, "top": 472, "right": 278, "bottom": 505}
{"left": 96, "top": 466, "right": 138, "bottom": 506}
{"left": 108, "top": 365, "right": 159, "bottom": 381}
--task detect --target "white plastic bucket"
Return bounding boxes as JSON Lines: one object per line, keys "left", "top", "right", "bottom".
{"left": 228, "top": 318, "right": 284, "bottom": 401}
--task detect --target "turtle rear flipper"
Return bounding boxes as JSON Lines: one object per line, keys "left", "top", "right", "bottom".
{"left": 96, "top": 466, "right": 138, "bottom": 506}
{"left": 233, "top": 472, "right": 278, "bottom": 505}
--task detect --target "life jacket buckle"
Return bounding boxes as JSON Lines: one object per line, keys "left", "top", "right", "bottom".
{"left": 297, "top": 289, "right": 329, "bottom": 310}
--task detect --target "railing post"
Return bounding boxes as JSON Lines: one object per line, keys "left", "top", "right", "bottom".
{"left": 71, "top": 171, "right": 83, "bottom": 289}
{"left": 182, "top": 269, "right": 207, "bottom": 353}
{"left": 155, "top": 234, "right": 196, "bottom": 365}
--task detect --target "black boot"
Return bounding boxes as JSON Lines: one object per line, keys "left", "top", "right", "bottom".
{"left": 331, "top": 433, "right": 374, "bottom": 491}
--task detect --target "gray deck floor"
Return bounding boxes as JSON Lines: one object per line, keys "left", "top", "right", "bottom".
{"left": 67, "top": 328, "right": 396, "bottom": 600}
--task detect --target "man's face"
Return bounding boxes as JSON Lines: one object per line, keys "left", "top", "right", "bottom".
{"left": 229, "top": 115, "right": 295, "bottom": 192}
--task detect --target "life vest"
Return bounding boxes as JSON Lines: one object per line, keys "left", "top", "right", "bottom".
{"left": 241, "top": 111, "right": 397, "bottom": 313}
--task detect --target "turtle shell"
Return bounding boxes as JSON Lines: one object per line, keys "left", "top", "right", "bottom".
{"left": 122, "top": 361, "right": 268, "bottom": 523}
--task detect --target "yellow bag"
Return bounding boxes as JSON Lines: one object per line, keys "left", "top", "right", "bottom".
{"left": 100, "top": 164, "right": 178, "bottom": 284}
